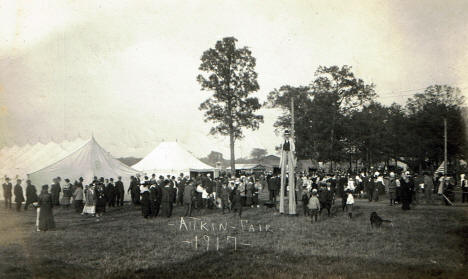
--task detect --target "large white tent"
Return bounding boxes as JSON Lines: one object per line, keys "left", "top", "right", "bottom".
{"left": 132, "top": 141, "right": 214, "bottom": 176}
{"left": 28, "top": 137, "right": 139, "bottom": 192}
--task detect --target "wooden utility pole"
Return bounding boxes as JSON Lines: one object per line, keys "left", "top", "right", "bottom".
{"left": 444, "top": 117, "right": 447, "bottom": 175}
{"left": 291, "top": 96, "right": 295, "bottom": 140}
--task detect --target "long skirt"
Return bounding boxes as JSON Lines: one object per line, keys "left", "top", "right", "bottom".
{"left": 74, "top": 200, "right": 84, "bottom": 213}
{"left": 246, "top": 196, "right": 252, "bottom": 206}
{"left": 39, "top": 206, "right": 56, "bottom": 231}
{"left": 95, "top": 199, "right": 106, "bottom": 214}
{"left": 61, "top": 196, "right": 71, "bottom": 206}
{"left": 258, "top": 188, "right": 269, "bottom": 202}
{"left": 82, "top": 204, "right": 95, "bottom": 214}
{"left": 36, "top": 208, "right": 40, "bottom": 228}
{"left": 141, "top": 202, "right": 151, "bottom": 218}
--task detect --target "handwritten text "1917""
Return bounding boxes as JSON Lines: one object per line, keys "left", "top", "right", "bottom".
{"left": 182, "top": 235, "right": 250, "bottom": 251}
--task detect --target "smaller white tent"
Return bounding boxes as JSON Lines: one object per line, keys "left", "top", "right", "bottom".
{"left": 0, "top": 138, "right": 88, "bottom": 179}
{"left": 132, "top": 141, "right": 214, "bottom": 176}
{"left": 29, "top": 137, "right": 139, "bottom": 191}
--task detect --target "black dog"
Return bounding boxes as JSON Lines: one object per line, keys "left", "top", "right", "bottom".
{"left": 370, "top": 211, "right": 391, "bottom": 228}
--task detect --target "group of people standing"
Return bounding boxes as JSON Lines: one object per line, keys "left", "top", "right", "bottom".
{"left": 128, "top": 173, "right": 271, "bottom": 219}
{"left": 2, "top": 177, "right": 43, "bottom": 212}
{"left": 2, "top": 176, "right": 56, "bottom": 231}
{"left": 79, "top": 176, "right": 125, "bottom": 218}
{"left": 2, "top": 169, "right": 467, "bottom": 232}
{"left": 1, "top": 175, "right": 128, "bottom": 230}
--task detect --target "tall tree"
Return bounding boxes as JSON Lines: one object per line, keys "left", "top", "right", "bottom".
{"left": 345, "top": 102, "right": 392, "bottom": 169}
{"left": 207, "top": 151, "right": 224, "bottom": 165}
{"left": 310, "top": 65, "right": 376, "bottom": 169}
{"left": 405, "top": 85, "right": 466, "bottom": 170}
{"left": 250, "top": 148, "right": 267, "bottom": 160}
{"left": 197, "top": 37, "right": 263, "bottom": 173}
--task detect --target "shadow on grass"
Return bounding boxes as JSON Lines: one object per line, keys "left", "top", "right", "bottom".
{"left": 106, "top": 248, "right": 467, "bottom": 279}
{"left": 0, "top": 252, "right": 96, "bottom": 279}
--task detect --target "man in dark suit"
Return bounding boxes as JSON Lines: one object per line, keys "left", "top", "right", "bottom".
{"left": 318, "top": 184, "right": 332, "bottom": 216}
{"left": 2, "top": 177, "right": 12, "bottom": 209}
{"left": 153, "top": 176, "right": 164, "bottom": 217}
{"left": 149, "top": 182, "right": 159, "bottom": 217}
{"left": 176, "top": 175, "right": 185, "bottom": 206}
{"left": 107, "top": 178, "right": 116, "bottom": 207}
{"left": 269, "top": 175, "right": 280, "bottom": 202}
{"left": 24, "top": 179, "right": 38, "bottom": 210}
{"left": 128, "top": 176, "right": 140, "bottom": 205}
{"left": 14, "top": 179, "right": 25, "bottom": 211}
{"left": 161, "top": 180, "right": 173, "bottom": 217}
{"left": 115, "top": 176, "right": 125, "bottom": 206}
{"left": 50, "top": 178, "right": 61, "bottom": 206}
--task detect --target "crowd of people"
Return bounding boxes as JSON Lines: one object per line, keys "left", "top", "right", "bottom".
{"left": 1, "top": 169, "right": 467, "bottom": 230}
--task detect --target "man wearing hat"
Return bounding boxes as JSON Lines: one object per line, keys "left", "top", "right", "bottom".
{"left": 161, "top": 180, "right": 174, "bottom": 217}
{"left": 71, "top": 177, "right": 84, "bottom": 196}
{"left": 106, "top": 178, "right": 116, "bottom": 207}
{"left": 128, "top": 176, "right": 140, "bottom": 205}
{"left": 279, "top": 129, "right": 297, "bottom": 215}
{"left": 14, "top": 179, "right": 25, "bottom": 211}
{"left": 24, "top": 179, "right": 38, "bottom": 211}
{"left": 268, "top": 174, "right": 280, "bottom": 203}
{"left": 152, "top": 177, "right": 164, "bottom": 217}
{"left": 50, "top": 178, "right": 61, "bottom": 206}
{"left": 2, "top": 177, "right": 12, "bottom": 209}
{"left": 183, "top": 181, "right": 195, "bottom": 216}
{"left": 176, "top": 175, "right": 186, "bottom": 206}
{"left": 318, "top": 184, "right": 332, "bottom": 217}
{"left": 115, "top": 176, "right": 125, "bottom": 206}
{"left": 78, "top": 177, "right": 84, "bottom": 187}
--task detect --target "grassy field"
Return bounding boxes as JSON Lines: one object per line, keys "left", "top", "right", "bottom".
{"left": 0, "top": 199, "right": 466, "bottom": 279}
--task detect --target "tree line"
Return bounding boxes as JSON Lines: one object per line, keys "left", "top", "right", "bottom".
{"left": 197, "top": 37, "right": 467, "bottom": 172}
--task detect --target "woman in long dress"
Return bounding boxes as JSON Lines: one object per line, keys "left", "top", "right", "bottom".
{"left": 61, "top": 179, "right": 72, "bottom": 208}
{"left": 82, "top": 185, "right": 96, "bottom": 216}
{"left": 245, "top": 179, "right": 254, "bottom": 207}
{"left": 37, "top": 185, "right": 55, "bottom": 231}
{"left": 258, "top": 176, "right": 270, "bottom": 205}
{"left": 95, "top": 183, "right": 107, "bottom": 218}
{"left": 73, "top": 184, "right": 84, "bottom": 213}
{"left": 140, "top": 185, "right": 151, "bottom": 219}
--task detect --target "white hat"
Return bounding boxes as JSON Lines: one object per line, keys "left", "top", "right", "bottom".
{"left": 312, "top": 189, "right": 317, "bottom": 193}
{"left": 390, "top": 172, "right": 395, "bottom": 178}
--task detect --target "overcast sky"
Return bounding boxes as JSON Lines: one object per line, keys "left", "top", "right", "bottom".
{"left": 0, "top": 0, "right": 467, "bottom": 158}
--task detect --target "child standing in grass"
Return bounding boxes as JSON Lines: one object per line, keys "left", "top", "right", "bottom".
{"left": 307, "top": 189, "right": 320, "bottom": 223}
{"left": 345, "top": 190, "right": 354, "bottom": 219}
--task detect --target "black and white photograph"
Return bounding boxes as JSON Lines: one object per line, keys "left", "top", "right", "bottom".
{"left": 0, "top": 1, "right": 467, "bottom": 278}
